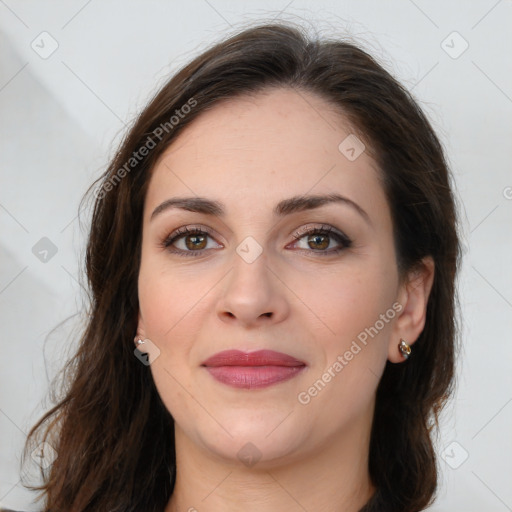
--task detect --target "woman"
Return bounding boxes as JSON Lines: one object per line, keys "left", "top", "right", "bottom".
{"left": 18, "top": 21, "right": 460, "bottom": 512}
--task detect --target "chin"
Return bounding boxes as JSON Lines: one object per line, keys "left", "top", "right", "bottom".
{"left": 195, "top": 412, "right": 308, "bottom": 468}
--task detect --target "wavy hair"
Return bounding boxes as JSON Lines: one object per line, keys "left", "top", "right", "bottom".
{"left": 20, "top": 22, "right": 460, "bottom": 512}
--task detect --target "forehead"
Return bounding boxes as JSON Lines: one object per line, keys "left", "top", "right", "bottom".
{"left": 145, "top": 88, "right": 385, "bottom": 221}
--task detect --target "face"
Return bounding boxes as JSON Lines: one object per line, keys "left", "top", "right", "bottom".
{"left": 137, "top": 87, "right": 410, "bottom": 467}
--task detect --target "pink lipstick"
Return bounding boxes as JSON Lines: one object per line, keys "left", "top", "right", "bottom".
{"left": 201, "top": 349, "right": 306, "bottom": 389}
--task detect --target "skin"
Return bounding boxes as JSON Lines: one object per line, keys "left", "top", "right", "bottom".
{"left": 136, "top": 87, "right": 434, "bottom": 512}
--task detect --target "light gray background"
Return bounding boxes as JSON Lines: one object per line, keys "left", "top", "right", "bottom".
{"left": 1, "top": 1, "right": 511, "bottom": 510}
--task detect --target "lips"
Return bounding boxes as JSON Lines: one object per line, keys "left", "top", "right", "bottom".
{"left": 202, "top": 349, "right": 305, "bottom": 367}
{"left": 201, "top": 350, "right": 306, "bottom": 389}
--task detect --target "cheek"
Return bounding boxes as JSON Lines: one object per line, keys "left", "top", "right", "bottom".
{"left": 294, "top": 259, "right": 397, "bottom": 408}
{"left": 296, "top": 289, "right": 393, "bottom": 431}
{"left": 137, "top": 261, "right": 203, "bottom": 422}
{"left": 306, "top": 264, "right": 397, "bottom": 408}
{"left": 137, "top": 254, "right": 208, "bottom": 346}
{"left": 296, "top": 261, "right": 397, "bottom": 345}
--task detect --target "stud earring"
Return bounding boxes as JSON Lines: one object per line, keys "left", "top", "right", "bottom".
{"left": 134, "top": 335, "right": 145, "bottom": 347}
{"left": 398, "top": 338, "right": 411, "bottom": 359}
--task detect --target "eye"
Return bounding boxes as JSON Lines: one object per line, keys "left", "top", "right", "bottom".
{"left": 289, "top": 224, "right": 352, "bottom": 256}
{"left": 160, "top": 226, "right": 222, "bottom": 256}
{"left": 159, "top": 223, "right": 352, "bottom": 257}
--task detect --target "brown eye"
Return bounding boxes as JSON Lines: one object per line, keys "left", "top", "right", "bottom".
{"left": 290, "top": 225, "right": 352, "bottom": 256}
{"left": 183, "top": 233, "right": 207, "bottom": 251}
{"left": 306, "top": 233, "right": 330, "bottom": 250}
{"left": 161, "top": 226, "right": 222, "bottom": 256}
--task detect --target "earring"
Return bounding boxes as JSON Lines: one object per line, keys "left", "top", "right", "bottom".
{"left": 398, "top": 338, "right": 411, "bottom": 359}
{"left": 134, "top": 335, "right": 145, "bottom": 347}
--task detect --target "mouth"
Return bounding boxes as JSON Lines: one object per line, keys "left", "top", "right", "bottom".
{"left": 201, "top": 349, "right": 306, "bottom": 389}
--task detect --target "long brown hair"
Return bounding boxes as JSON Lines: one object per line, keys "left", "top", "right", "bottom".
{"left": 20, "top": 22, "right": 460, "bottom": 512}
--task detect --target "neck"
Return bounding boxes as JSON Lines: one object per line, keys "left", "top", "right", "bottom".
{"left": 165, "top": 405, "right": 376, "bottom": 512}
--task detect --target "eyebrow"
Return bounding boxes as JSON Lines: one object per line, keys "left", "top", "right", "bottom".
{"left": 150, "top": 193, "right": 371, "bottom": 225}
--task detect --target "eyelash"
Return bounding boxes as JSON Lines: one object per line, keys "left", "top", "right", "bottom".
{"left": 159, "top": 224, "right": 352, "bottom": 257}
{"left": 159, "top": 226, "right": 217, "bottom": 257}
{"left": 291, "top": 225, "right": 352, "bottom": 255}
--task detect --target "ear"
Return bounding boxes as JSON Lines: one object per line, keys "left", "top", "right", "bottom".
{"left": 135, "top": 310, "right": 147, "bottom": 344}
{"left": 388, "top": 256, "right": 435, "bottom": 363}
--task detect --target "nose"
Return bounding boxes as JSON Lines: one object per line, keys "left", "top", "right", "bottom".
{"left": 216, "top": 246, "right": 290, "bottom": 328}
